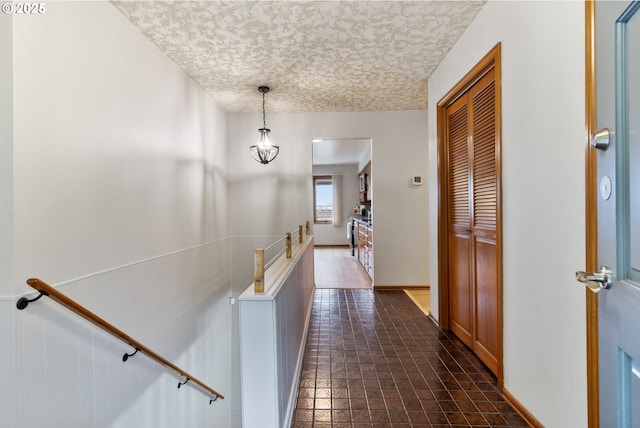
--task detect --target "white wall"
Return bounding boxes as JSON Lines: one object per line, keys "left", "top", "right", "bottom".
{"left": 7, "top": 3, "right": 232, "bottom": 427}
{"left": 228, "top": 110, "right": 429, "bottom": 287}
{"left": 312, "top": 163, "right": 360, "bottom": 246}
{"left": 427, "top": 1, "right": 587, "bottom": 426}
{"left": 0, "top": 1, "right": 13, "bottom": 297}
{"left": 0, "top": 11, "right": 15, "bottom": 427}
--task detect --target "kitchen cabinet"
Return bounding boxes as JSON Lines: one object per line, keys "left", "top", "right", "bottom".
{"left": 365, "top": 226, "right": 372, "bottom": 278}
{"left": 357, "top": 224, "right": 366, "bottom": 265}
{"left": 359, "top": 162, "right": 372, "bottom": 202}
{"left": 357, "top": 222, "right": 373, "bottom": 279}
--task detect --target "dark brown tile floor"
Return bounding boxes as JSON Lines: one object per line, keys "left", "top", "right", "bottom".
{"left": 292, "top": 289, "right": 529, "bottom": 428}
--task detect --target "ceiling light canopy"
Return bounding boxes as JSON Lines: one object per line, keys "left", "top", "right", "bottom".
{"left": 250, "top": 86, "right": 279, "bottom": 164}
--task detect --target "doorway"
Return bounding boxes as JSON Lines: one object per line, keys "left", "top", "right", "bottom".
{"left": 312, "top": 137, "right": 373, "bottom": 289}
{"left": 437, "top": 44, "right": 503, "bottom": 380}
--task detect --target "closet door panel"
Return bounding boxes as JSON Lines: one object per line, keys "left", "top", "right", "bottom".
{"left": 449, "top": 233, "right": 473, "bottom": 347}
{"left": 474, "top": 237, "right": 498, "bottom": 373}
{"left": 446, "top": 96, "right": 473, "bottom": 348}
{"left": 471, "top": 72, "right": 497, "bottom": 236}
{"left": 447, "top": 99, "right": 470, "bottom": 233}
{"left": 470, "top": 70, "right": 499, "bottom": 373}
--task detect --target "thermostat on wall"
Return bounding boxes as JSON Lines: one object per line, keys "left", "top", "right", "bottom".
{"left": 411, "top": 176, "right": 423, "bottom": 186}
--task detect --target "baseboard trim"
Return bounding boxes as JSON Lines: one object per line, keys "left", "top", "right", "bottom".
{"left": 374, "top": 284, "right": 429, "bottom": 290}
{"left": 502, "top": 388, "right": 544, "bottom": 428}
{"left": 427, "top": 311, "right": 439, "bottom": 327}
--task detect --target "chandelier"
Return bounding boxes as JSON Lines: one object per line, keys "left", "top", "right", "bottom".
{"left": 250, "top": 86, "right": 279, "bottom": 164}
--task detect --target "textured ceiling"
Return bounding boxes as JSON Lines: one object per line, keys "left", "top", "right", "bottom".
{"left": 112, "top": 1, "right": 485, "bottom": 113}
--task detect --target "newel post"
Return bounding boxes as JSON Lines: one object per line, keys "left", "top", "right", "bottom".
{"left": 298, "top": 225, "right": 303, "bottom": 243}
{"left": 305, "top": 221, "right": 310, "bottom": 235}
{"left": 286, "top": 233, "right": 292, "bottom": 258}
{"left": 254, "top": 248, "right": 265, "bottom": 293}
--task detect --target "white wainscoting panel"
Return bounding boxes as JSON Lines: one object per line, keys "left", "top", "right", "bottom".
{"left": 239, "top": 236, "right": 315, "bottom": 428}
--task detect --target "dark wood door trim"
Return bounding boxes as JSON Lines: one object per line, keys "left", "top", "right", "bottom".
{"left": 584, "top": 1, "right": 599, "bottom": 427}
{"left": 437, "top": 43, "right": 503, "bottom": 386}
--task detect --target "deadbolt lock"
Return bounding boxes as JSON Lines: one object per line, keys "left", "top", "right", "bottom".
{"left": 591, "top": 128, "right": 611, "bottom": 151}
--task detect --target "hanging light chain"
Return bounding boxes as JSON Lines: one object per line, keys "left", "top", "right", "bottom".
{"left": 262, "top": 91, "right": 267, "bottom": 129}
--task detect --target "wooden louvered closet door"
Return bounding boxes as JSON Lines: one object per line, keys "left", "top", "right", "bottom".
{"left": 447, "top": 95, "right": 473, "bottom": 348}
{"left": 445, "top": 68, "right": 499, "bottom": 375}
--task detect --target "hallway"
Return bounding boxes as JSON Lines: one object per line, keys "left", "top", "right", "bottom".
{"left": 291, "top": 289, "right": 528, "bottom": 427}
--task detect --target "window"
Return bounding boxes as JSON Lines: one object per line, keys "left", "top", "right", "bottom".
{"left": 314, "top": 176, "right": 333, "bottom": 224}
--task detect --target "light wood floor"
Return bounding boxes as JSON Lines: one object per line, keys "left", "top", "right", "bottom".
{"left": 314, "top": 246, "right": 372, "bottom": 289}
{"left": 314, "top": 247, "right": 432, "bottom": 316}
{"left": 404, "top": 288, "right": 431, "bottom": 316}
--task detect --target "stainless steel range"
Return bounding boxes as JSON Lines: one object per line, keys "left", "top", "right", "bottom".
{"left": 347, "top": 217, "right": 357, "bottom": 256}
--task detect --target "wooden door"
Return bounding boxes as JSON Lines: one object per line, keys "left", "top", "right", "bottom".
{"left": 441, "top": 45, "right": 501, "bottom": 376}
{"left": 447, "top": 95, "right": 473, "bottom": 348}
{"left": 470, "top": 71, "right": 499, "bottom": 371}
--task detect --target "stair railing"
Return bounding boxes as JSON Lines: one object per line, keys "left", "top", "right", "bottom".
{"left": 254, "top": 221, "right": 311, "bottom": 293}
{"left": 16, "top": 278, "right": 224, "bottom": 404}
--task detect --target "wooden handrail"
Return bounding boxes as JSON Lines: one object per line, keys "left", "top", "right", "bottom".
{"left": 19, "top": 278, "right": 224, "bottom": 401}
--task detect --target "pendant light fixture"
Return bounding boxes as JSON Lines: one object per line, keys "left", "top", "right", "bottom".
{"left": 250, "top": 86, "right": 279, "bottom": 164}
